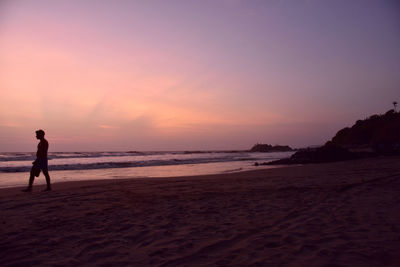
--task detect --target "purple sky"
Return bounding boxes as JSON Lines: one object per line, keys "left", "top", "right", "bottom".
{"left": 0, "top": 0, "right": 399, "bottom": 151}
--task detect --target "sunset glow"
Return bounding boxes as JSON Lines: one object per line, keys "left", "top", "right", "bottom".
{"left": 1, "top": 0, "right": 399, "bottom": 151}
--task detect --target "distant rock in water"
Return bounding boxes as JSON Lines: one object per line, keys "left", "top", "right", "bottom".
{"left": 250, "top": 144, "right": 293, "bottom": 152}
{"left": 266, "top": 109, "right": 400, "bottom": 165}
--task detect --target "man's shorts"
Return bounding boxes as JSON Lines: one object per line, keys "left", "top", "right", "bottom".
{"left": 32, "top": 158, "right": 48, "bottom": 177}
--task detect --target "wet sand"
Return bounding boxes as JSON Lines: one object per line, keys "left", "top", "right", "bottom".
{"left": 1, "top": 156, "right": 400, "bottom": 266}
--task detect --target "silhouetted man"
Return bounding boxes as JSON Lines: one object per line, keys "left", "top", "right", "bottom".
{"left": 22, "top": 130, "right": 52, "bottom": 192}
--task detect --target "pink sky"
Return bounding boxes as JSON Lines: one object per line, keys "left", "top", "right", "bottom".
{"left": 1, "top": 0, "right": 399, "bottom": 151}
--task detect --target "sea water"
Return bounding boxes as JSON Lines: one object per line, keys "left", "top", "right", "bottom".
{"left": 0, "top": 151, "right": 294, "bottom": 188}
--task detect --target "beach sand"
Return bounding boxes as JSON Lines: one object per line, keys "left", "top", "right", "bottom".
{"left": 1, "top": 156, "right": 400, "bottom": 266}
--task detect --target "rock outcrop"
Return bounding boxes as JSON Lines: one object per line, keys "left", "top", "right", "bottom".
{"left": 250, "top": 144, "right": 293, "bottom": 152}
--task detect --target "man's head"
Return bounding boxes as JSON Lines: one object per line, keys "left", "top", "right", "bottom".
{"left": 35, "top": 129, "right": 45, "bottom": 140}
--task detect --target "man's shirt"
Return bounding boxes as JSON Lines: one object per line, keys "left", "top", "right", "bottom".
{"left": 36, "top": 139, "right": 48, "bottom": 159}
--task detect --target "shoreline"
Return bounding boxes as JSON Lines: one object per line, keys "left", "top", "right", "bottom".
{"left": 0, "top": 160, "right": 288, "bottom": 190}
{"left": 0, "top": 163, "right": 292, "bottom": 195}
{"left": 1, "top": 155, "right": 395, "bottom": 193}
{"left": 1, "top": 156, "right": 400, "bottom": 265}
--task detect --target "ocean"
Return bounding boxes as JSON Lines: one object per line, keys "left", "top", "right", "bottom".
{"left": 0, "top": 151, "right": 294, "bottom": 188}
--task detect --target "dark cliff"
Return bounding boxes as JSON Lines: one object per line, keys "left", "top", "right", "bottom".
{"left": 330, "top": 109, "right": 400, "bottom": 154}
{"left": 266, "top": 109, "right": 400, "bottom": 165}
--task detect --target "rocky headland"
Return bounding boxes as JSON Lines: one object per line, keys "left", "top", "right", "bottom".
{"left": 265, "top": 109, "right": 400, "bottom": 165}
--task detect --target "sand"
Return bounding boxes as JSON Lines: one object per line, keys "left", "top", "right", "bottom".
{"left": 1, "top": 156, "right": 400, "bottom": 266}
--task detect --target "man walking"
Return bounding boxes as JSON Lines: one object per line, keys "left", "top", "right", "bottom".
{"left": 22, "top": 130, "right": 52, "bottom": 192}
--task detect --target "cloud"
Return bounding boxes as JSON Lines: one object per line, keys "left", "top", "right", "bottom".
{"left": 98, "top": 124, "right": 119, "bottom": 129}
{"left": 0, "top": 122, "right": 23, "bottom": 128}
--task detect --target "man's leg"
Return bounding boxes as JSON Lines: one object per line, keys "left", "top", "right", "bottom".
{"left": 22, "top": 169, "right": 35, "bottom": 192}
{"left": 43, "top": 169, "right": 51, "bottom": 191}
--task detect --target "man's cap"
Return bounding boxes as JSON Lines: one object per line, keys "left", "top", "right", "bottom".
{"left": 36, "top": 129, "right": 45, "bottom": 136}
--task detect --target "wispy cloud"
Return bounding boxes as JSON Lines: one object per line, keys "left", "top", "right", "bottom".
{"left": 98, "top": 125, "right": 119, "bottom": 129}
